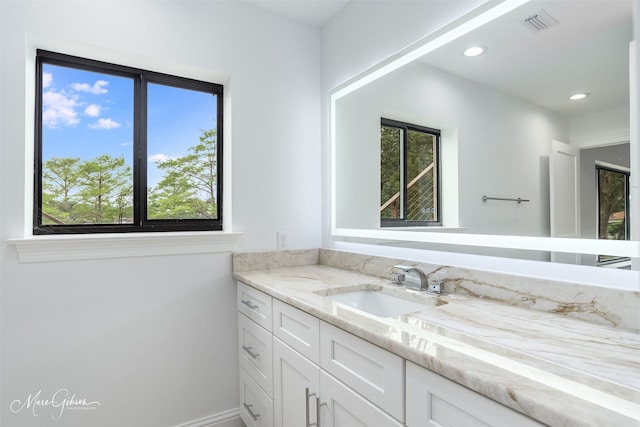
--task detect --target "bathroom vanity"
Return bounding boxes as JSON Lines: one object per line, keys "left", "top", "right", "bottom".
{"left": 233, "top": 249, "right": 640, "bottom": 427}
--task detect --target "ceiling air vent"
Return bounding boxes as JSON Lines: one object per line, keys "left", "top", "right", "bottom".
{"left": 522, "top": 9, "right": 559, "bottom": 33}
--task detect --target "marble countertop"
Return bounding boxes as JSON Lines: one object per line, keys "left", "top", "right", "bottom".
{"left": 233, "top": 263, "right": 640, "bottom": 427}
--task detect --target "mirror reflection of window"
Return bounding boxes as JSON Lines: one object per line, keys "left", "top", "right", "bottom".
{"left": 597, "top": 164, "right": 630, "bottom": 264}
{"left": 380, "top": 118, "right": 440, "bottom": 227}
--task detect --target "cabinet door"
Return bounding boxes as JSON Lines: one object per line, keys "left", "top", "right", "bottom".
{"left": 320, "top": 371, "right": 403, "bottom": 427}
{"left": 406, "top": 362, "right": 544, "bottom": 427}
{"left": 273, "top": 337, "right": 320, "bottom": 427}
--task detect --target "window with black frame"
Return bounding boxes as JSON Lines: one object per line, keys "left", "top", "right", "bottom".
{"left": 596, "top": 163, "right": 630, "bottom": 264}
{"left": 34, "top": 50, "right": 223, "bottom": 234}
{"left": 380, "top": 118, "right": 441, "bottom": 227}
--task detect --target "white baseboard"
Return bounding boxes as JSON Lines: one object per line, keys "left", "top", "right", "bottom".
{"left": 173, "top": 408, "right": 242, "bottom": 427}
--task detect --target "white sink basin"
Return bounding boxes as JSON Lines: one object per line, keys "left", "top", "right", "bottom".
{"left": 328, "top": 290, "right": 432, "bottom": 317}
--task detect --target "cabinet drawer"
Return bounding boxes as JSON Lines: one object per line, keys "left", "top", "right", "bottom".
{"left": 406, "top": 362, "right": 544, "bottom": 427}
{"left": 238, "top": 281, "right": 272, "bottom": 331}
{"left": 240, "top": 366, "right": 274, "bottom": 427}
{"left": 320, "top": 370, "right": 403, "bottom": 427}
{"left": 273, "top": 299, "right": 320, "bottom": 364}
{"left": 239, "top": 313, "right": 273, "bottom": 397}
{"left": 320, "top": 322, "right": 404, "bottom": 421}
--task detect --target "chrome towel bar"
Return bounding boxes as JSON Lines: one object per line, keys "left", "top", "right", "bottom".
{"left": 482, "top": 195, "right": 530, "bottom": 204}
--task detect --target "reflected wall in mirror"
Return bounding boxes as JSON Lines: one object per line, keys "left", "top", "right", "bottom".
{"left": 332, "top": 0, "right": 639, "bottom": 266}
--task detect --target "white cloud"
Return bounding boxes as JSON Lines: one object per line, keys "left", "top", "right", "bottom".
{"left": 42, "top": 72, "right": 53, "bottom": 89}
{"left": 42, "top": 90, "right": 80, "bottom": 127}
{"left": 148, "top": 153, "right": 170, "bottom": 163}
{"left": 84, "top": 104, "right": 101, "bottom": 117}
{"left": 121, "top": 141, "right": 132, "bottom": 147}
{"left": 90, "top": 118, "right": 121, "bottom": 130}
{"left": 71, "top": 80, "right": 109, "bottom": 94}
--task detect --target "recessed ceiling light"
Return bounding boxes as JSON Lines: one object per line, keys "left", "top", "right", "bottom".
{"left": 463, "top": 46, "right": 487, "bottom": 57}
{"left": 569, "top": 92, "right": 590, "bottom": 101}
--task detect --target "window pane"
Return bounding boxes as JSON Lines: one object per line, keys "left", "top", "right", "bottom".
{"left": 406, "top": 129, "right": 436, "bottom": 221}
{"left": 147, "top": 83, "right": 218, "bottom": 220}
{"left": 598, "top": 168, "right": 627, "bottom": 241}
{"left": 41, "top": 64, "right": 134, "bottom": 225}
{"left": 380, "top": 125, "right": 402, "bottom": 219}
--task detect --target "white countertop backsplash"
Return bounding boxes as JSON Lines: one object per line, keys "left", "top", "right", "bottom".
{"left": 232, "top": 248, "right": 640, "bottom": 427}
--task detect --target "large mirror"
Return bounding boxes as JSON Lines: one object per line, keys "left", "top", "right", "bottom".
{"left": 331, "top": 0, "right": 640, "bottom": 266}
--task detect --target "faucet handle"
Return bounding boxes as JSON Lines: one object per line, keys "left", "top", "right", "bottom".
{"left": 392, "top": 273, "right": 405, "bottom": 286}
{"left": 427, "top": 278, "right": 444, "bottom": 294}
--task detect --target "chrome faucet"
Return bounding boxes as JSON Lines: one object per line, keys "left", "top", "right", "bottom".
{"left": 393, "top": 265, "right": 429, "bottom": 291}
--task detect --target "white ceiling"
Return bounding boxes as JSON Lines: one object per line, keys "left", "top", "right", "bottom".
{"left": 241, "top": 0, "right": 350, "bottom": 27}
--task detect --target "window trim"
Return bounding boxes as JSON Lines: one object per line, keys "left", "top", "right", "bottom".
{"left": 8, "top": 231, "right": 241, "bottom": 263}
{"left": 34, "top": 50, "right": 224, "bottom": 235}
{"left": 380, "top": 118, "right": 442, "bottom": 227}
{"left": 595, "top": 162, "right": 630, "bottom": 265}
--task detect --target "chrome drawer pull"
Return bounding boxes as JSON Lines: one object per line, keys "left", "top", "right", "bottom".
{"left": 242, "top": 345, "right": 260, "bottom": 359}
{"left": 243, "top": 403, "right": 261, "bottom": 421}
{"left": 241, "top": 300, "right": 259, "bottom": 310}
{"left": 306, "top": 387, "right": 321, "bottom": 427}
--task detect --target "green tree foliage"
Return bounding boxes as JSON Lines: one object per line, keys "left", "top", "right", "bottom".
{"left": 380, "top": 126, "right": 401, "bottom": 219}
{"left": 598, "top": 169, "right": 626, "bottom": 240}
{"left": 41, "top": 129, "right": 217, "bottom": 225}
{"left": 380, "top": 124, "right": 435, "bottom": 221}
{"left": 148, "top": 129, "right": 218, "bottom": 219}
{"left": 42, "top": 157, "right": 81, "bottom": 222}
{"left": 78, "top": 155, "right": 132, "bottom": 223}
{"left": 42, "top": 155, "right": 132, "bottom": 225}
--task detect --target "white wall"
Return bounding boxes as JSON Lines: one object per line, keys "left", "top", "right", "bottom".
{"left": 0, "top": 1, "right": 321, "bottom": 426}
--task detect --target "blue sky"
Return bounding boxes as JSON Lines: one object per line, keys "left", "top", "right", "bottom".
{"left": 42, "top": 64, "right": 217, "bottom": 187}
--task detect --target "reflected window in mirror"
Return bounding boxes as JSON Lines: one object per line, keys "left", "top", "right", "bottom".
{"left": 596, "top": 164, "right": 630, "bottom": 265}
{"left": 380, "top": 118, "right": 441, "bottom": 227}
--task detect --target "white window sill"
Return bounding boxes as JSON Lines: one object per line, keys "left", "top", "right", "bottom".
{"left": 380, "top": 226, "right": 467, "bottom": 233}
{"left": 7, "top": 231, "right": 242, "bottom": 263}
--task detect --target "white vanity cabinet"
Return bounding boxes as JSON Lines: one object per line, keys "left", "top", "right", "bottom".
{"left": 272, "top": 298, "right": 403, "bottom": 427}
{"left": 273, "top": 338, "right": 402, "bottom": 427}
{"left": 238, "top": 282, "right": 274, "bottom": 427}
{"left": 237, "top": 281, "right": 541, "bottom": 427}
{"left": 237, "top": 282, "right": 406, "bottom": 427}
{"left": 406, "top": 362, "right": 544, "bottom": 427}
